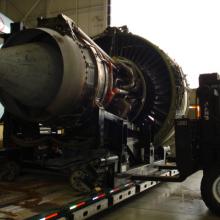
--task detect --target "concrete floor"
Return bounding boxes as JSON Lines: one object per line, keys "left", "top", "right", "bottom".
{"left": 96, "top": 171, "right": 219, "bottom": 220}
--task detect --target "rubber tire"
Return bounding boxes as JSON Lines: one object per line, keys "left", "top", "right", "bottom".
{"left": 0, "top": 160, "right": 20, "bottom": 181}
{"left": 69, "top": 169, "right": 92, "bottom": 194}
{"left": 201, "top": 169, "right": 220, "bottom": 215}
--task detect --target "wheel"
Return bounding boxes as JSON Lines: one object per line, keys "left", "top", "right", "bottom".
{"left": 201, "top": 169, "right": 220, "bottom": 215}
{"left": 69, "top": 169, "right": 93, "bottom": 194}
{"left": 0, "top": 160, "right": 20, "bottom": 181}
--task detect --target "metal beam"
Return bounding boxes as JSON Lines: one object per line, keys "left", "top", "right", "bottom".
{"left": 48, "top": 4, "right": 105, "bottom": 15}
{"left": 46, "top": 0, "right": 52, "bottom": 17}
{"left": 22, "top": 0, "right": 41, "bottom": 22}
{"left": 75, "top": 0, "right": 78, "bottom": 24}
{"left": 8, "top": 0, "right": 25, "bottom": 18}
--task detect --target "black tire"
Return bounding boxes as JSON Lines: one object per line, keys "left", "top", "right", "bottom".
{"left": 0, "top": 160, "right": 20, "bottom": 181}
{"left": 69, "top": 170, "right": 92, "bottom": 194}
{"left": 201, "top": 169, "right": 220, "bottom": 215}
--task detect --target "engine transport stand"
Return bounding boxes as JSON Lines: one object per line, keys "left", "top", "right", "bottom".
{"left": 0, "top": 144, "right": 179, "bottom": 219}
{"left": 0, "top": 108, "right": 180, "bottom": 220}
{"left": 25, "top": 139, "right": 180, "bottom": 220}
{"left": 0, "top": 142, "right": 179, "bottom": 219}
{"left": 24, "top": 163, "right": 179, "bottom": 220}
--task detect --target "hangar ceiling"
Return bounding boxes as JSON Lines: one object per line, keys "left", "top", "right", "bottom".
{"left": 0, "top": 0, "right": 109, "bottom": 36}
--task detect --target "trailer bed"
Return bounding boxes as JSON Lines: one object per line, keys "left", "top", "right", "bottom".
{"left": 0, "top": 174, "right": 85, "bottom": 219}
{"left": 0, "top": 167, "right": 179, "bottom": 220}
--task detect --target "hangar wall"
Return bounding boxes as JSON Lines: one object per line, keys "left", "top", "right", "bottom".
{"left": 0, "top": 0, "right": 109, "bottom": 36}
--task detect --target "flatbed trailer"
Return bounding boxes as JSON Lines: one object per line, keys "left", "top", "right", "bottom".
{"left": 0, "top": 164, "right": 178, "bottom": 220}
